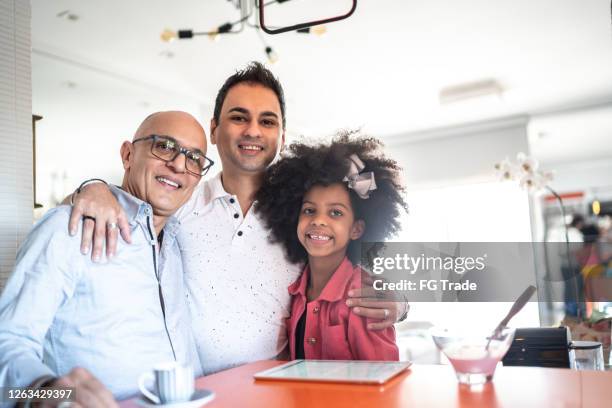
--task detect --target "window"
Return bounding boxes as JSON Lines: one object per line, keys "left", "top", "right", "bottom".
{"left": 394, "top": 181, "right": 540, "bottom": 362}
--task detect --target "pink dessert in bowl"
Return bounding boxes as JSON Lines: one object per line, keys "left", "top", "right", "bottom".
{"left": 431, "top": 326, "right": 515, "bottom": 385}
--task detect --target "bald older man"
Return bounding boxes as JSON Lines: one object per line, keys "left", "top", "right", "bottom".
{"left": 0, "top": 111, "right": 212, "bottom": 406}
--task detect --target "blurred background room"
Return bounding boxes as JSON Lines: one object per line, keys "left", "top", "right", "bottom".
{"left": 2, "top": 0, "right": 612, "bottom": 365}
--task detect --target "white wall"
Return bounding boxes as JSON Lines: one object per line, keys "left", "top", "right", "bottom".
{"left": 0, "top": 0, "right": 32, "bottom": 290}
{"left": 31, "top": 51, "right": 209, "bottom": 212}
{"left": 386, "top": 117, "right": 540, "bottom": 361}
{"left": 528, "top": 104, "right": 612, "bottom": 198}
{"left": 385, "top": 115, "right": 530, "bottom": 189}
{"left": 544, "top": 158, "right": 612, "bottom": 195}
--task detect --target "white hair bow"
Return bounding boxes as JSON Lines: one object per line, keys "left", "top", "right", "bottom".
{"left": 343, "top": 154, "right": 377, "bottom": 199}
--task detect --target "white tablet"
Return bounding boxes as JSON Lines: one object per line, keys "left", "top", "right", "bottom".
{"left": 253, "top": 360, "right": 412, "bottom": 384}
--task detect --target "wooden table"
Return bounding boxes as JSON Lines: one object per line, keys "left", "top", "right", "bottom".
{"left": 120, "top": 360, "right": 612, "bottom": 407}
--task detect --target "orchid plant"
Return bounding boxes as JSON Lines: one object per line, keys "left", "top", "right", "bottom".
{"left": 494, "top": 152, "right": 554, "bottom": 192}
{"left": 495, "top": 153, "right": 583, "bottom": 318}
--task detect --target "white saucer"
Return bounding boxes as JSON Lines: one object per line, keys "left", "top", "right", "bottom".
{"left": 136, "top": 389, "right": 215, "bottom": 408}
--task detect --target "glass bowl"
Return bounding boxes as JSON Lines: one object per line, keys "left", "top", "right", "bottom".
{"left": 431, "top": 326, "right": 516, "bottom": 385}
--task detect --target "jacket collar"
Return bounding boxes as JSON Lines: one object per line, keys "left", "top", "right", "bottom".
{"left": 288, "top": 257, "right": 356, "bottom": 302}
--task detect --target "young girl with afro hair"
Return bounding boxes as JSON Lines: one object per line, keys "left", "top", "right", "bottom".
{"left": 255, "top": 132, "right": 407, "bottom": 361}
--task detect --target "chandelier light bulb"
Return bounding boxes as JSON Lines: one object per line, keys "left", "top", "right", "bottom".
{"left": 208, "top": 31, "right": 220, "bottom": 42}
{"left": 160, "top": 29, "right": 177, "bottom": 42}
{"left": 265, "top": 46, "right": 279, "bottom": 64}
{"left": 311, "top": 25, "right": 327, "bottom": 36}
{"left": 297, "top": 25, "right": 327, "bottom": 36}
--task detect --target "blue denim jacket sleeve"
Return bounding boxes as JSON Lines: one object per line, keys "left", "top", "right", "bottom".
{"left": 0, "top": 206, "right": 83, "bottom": 388}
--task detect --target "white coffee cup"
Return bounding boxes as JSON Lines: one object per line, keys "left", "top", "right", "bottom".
{"left": 138, "top": 362, "right": 194, "bottom": 404}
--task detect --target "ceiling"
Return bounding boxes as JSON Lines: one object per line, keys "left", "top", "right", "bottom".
{"left": 529, "top": 105, "right": 612, "bottom": 166}
{"left": 31, "top": 0, "right": 612, "bottom": 138}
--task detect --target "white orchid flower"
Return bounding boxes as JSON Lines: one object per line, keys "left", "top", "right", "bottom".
{"left": 496, "top": 154, "right": 552, "bottom": 192}
{"left": 540, "top": 170, "right": 554, "bottom": 185}
{"left": 494, "top": 158, "right": 516, "bottom": 181}
{"left": 519, "top": 173, "right": 537, "bottom": 190}
{"left": 516, "top": 152, "right": 539, "bottom": 174}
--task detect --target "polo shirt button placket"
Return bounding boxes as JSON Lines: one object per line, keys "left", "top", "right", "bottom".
{"left": 312, "top": 305, "right": 320, "bottom": 314}
{"left": 307, "top": 337, "right": 317, "bottom": 345}
{"left": 229, "top": 197, "right": 242, "bottom": 230}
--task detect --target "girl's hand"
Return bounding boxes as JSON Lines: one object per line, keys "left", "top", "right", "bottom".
{"left": 346, "top": 287, "right": 409, "bottom": 330}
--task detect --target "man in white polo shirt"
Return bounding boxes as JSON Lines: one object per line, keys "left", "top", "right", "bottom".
{"left": 68, "top": 63, "right": 408, "bottom": 374}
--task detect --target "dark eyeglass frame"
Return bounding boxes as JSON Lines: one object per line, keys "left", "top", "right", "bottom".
{"left": 132, "top": 134, "right": 214, "bottom": 177}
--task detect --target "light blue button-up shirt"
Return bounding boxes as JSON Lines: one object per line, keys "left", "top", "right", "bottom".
{"left": 0, "top": 186, "right": 199, "bottom": 400}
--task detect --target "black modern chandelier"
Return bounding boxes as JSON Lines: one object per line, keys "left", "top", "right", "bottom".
{"left": 161, "top": 0, "right": 357, "bottom": 63}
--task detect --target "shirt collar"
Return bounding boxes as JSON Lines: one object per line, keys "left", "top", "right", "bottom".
{"left": 288, "top": 257, "right": 356, "bottom": 302}
{"left": 207, "top": 172, "right": 232, "bottom": 202}
{"left": 109, "top": 185, "right": 180, "bottom": 237}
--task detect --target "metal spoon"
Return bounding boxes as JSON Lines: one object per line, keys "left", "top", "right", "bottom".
{"left": 485, "top": 285, "right": 537, "bottom": 350}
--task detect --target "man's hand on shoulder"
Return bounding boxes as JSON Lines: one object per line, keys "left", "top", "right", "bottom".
{"left": 68, "top": 181, "right": 131, "bottom": 262}
{"left": 346, "top": 286, "right": 410, "bottom": 331}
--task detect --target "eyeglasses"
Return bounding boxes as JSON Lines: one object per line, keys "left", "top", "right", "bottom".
{"left": 132, "top": 135, "right": 214, "bottom": 177}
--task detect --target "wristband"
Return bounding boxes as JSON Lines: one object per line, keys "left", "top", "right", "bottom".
{"left": 398, "top": 306, "right": 409, "bottom": 322}
{"left": 70, "top": 178, "right": 109, "bottom": 206}
{"left": 77, "top": 178, "right": 108, "bottom": 194}
{"left": 397, "top": 295, "right": 410, "bottom": 323}
{"left": 23, "top": 374, "right": 57, "bottom": 408}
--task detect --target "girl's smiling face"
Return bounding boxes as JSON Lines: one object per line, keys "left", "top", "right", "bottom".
{"left": 297, "top": 183, "right": 365, "bottom": 261}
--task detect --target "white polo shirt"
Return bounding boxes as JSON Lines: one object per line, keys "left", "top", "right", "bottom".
{"left": 175, "top": 172, "right": 302, "bottom": 374}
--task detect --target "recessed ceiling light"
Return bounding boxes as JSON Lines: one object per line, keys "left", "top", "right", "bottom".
{"left": 439, "top": 79, "right": 503, "bottom": 104}
{"left": 56, "top": 10, "right": 79, "bottom": 21}
{"left": 61, "top": 81, "right": 77, "bottom": 89}
{"left": 537, "top": 131, "right": 549, "bottom": 139}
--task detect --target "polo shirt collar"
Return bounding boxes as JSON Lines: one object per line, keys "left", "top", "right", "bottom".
{"left": 207, "top": 172, "right": 232, "bottom": 202}
{"left": 288, "top": 257, "right": 355, "bottom": 303}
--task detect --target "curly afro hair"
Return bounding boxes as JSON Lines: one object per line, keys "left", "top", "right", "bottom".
{"left": 255, "top": 132, "right": 408, "bottom": 266}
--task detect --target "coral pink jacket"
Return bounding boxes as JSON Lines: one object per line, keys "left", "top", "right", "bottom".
{"left": 287, "top": 257, "right": 399, "bottom": 361}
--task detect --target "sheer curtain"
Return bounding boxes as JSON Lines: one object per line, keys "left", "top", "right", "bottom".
{"left": 0, "top": 0, "right": 32, "bottom": 291}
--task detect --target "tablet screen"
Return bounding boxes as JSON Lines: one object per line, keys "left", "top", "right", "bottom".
{"left": 254, "top": 360, "right": 412, "bottom": 384}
